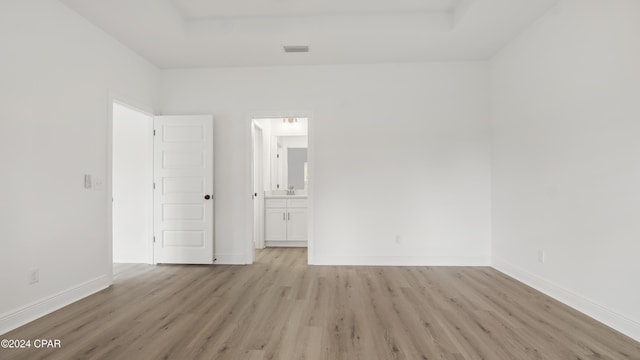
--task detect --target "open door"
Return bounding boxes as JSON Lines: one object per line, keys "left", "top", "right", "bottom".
{"left": 153, "top": 115, "right": 214, "bottom": 264}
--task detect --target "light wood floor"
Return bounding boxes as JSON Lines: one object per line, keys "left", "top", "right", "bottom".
{"left": 2, "top": 248, "right": 639, "bottom": 360}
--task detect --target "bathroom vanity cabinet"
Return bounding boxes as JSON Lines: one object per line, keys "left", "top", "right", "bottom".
{"left": 264, "top": 197, "right": 307, "bottom": 247}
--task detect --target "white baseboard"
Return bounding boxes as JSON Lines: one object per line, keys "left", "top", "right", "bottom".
{"left": 265, "top": 241, "right": 307, "bottom": 247}
{"left": 492, "top": 257, "right": 640, "bottom": 342}
{"left": 0, "top": 275, "right": 111, "bottom": 336}
{"left": 313, "top": 255, "right": 491, "bottom": 266}
{"left": 214, "top": 253, "right": 248, "bottom": 265}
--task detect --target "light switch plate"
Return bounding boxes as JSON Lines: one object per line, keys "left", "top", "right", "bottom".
{"left": 93, "top": 178, "right": 103, "bottom": 191}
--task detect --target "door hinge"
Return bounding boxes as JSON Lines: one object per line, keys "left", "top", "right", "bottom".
{"left": 277, "top": 154, "right": 280, "bottom": 158}
{"left": 153, "top": 182, "right": 156, "bottom": 190}
{"left": 153, "top": 236, "right": 156, "bottom": 243}
{"left": 153, "top": 129, "right": 156, "bottom": 136}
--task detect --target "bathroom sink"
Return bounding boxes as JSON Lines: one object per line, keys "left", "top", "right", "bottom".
{"left": 264, "top": 190, "right": 308, "bottom": 197}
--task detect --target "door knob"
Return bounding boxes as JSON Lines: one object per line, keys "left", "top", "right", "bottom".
{"left": 204, "top": 194, "right": 211, "bottom": 200}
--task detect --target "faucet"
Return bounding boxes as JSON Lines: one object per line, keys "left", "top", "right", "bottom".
{"left": 287, "top": 186, "right": 295, "bottom": 195}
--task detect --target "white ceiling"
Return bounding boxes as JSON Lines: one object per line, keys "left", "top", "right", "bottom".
{"left": 59, "top": 0, "right": 559, "bottom": 69}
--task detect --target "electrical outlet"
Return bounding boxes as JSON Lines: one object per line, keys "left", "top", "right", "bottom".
{"left": 538, "top": 250, "right": 546, "bottom": 264}
{"left": 28, "top": 268, "right": 39, "bottom": 284}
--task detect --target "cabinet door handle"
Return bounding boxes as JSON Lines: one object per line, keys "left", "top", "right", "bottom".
{"left": 283, "top": 212, "right": 286, "bottom": 221}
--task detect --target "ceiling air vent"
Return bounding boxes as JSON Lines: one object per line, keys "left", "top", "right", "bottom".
{"left": 283, "top": 45, "right": 309, "bottom": 53}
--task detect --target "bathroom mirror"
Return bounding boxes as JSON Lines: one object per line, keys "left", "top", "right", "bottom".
{"left": 271, "top": 135, "right": 307, "bottom": 190}
{"left": 287, "top": 148, "right": 307, "bottom": 190}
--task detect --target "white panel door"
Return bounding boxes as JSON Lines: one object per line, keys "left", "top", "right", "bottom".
{"left": 154, "top": 115, "right": 214, "bottom": 264}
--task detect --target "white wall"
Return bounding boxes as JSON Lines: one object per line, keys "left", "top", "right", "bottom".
{"left": 491, "top": 0, "right": 640, "bottom": 341}
{"left": 278, "top": 136, "right": 308, "bottom": 149}
{"left": 0, "top": 0, "right": 158, "bottom": 334}
{"left": 160, "top": 62, "right": 492, "bottom": 265}
{"left": 112, "top": 103, "right": 152, "bottom": 263}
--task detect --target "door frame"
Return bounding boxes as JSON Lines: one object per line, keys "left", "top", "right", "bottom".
{"left": 107, "top": 92, "right": 155, "bottom": 276}
{"left": 252, "top": 122, "right": 265, "bottom": 249}
{"left": 245, "top": 111, "right": 315, "bottom": 265}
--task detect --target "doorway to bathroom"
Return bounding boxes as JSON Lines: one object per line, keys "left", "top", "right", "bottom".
{"left": 250, "top": 116, "right": 311, "bottom": 264}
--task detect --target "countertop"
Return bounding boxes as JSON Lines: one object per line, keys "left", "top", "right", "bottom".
{"left": 264, "top": 194, "right": 308, "bottom": 199}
